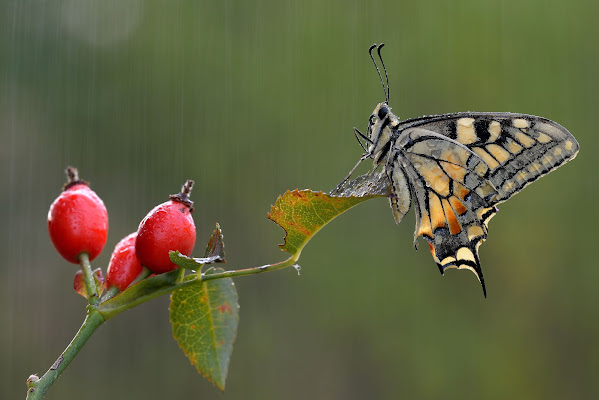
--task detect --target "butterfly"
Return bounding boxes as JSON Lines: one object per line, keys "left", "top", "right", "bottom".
{"left": 333, "top": 44, "right": 579, "bottom": 296}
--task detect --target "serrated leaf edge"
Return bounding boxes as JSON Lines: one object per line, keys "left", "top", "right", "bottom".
{"left": 267, "top": 189, "right": 383, "bottom": 255}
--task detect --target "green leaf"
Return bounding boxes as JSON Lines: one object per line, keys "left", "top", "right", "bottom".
{"left": 170, "top": 267, "right": 239, "bottom": 391}
{"left": 169, "top": 251, "right": 204, "bottom": 270}
{"left": 268, "top": 173, "right": 389, "bottom": 258}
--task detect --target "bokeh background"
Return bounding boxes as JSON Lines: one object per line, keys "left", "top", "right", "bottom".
{"left": 2, "top": 0, "right": 598, "bottom": 399}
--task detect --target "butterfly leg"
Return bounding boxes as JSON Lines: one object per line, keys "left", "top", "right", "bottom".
{"left": 331, "top": 154, "right": 369, "bottom": 194}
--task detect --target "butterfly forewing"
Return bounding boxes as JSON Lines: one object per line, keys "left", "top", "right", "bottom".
{"left": 386, "top": 127, "right": 501, "bottom": 294}
{"left": 397, "top": 112, "right": 579, "bottom": 203}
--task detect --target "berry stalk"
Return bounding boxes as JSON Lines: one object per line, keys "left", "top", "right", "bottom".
{"left": 79, "top": 253, "right": 100, "bottom": 306}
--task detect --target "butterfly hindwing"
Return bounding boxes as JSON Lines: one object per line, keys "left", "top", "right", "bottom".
{"left": 385, "top": 127, "right": 499, "bottom": 293}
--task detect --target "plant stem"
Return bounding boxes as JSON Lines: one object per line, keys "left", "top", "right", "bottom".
{"left": 98, "top": 257, "right": 298, "bottom": 320}
{"left": 99, "top": 267, "right": 152, "bottom": 303}
{"left": 100, "top": 285, "right": 120, "bottom": 303}
{"left": 79, "top": 253, "right": 100, "bottom": 306}
{"left": 201, "top": 257, "right": 298, "bottom": 281}
{"left": 26, "top": 310, "right": 105, "bottom": 400}
{"left": 26, "top": 256, "right": 298, "bottom": 397}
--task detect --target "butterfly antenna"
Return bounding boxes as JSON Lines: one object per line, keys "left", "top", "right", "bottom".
{"left": 369, "top": 43, "right": 388, "bottom": 103}
{"left": 377, "top": 43, "right": 389, "bottom": 104}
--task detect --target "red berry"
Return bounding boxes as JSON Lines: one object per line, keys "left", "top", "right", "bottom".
{"left": 135, "top": 180, "right": 196, "bottom": 274}
{"left": 73, "top": 268, "right": 104, "bottom": 299}
{"left": 105, "top": 233, "right": 144, "bottom": 291}
{"left": 48, "top": 167, "right": 108, "bottom": 264}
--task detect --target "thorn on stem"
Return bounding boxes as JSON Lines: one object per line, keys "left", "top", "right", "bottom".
{"left": 26, "top": 375, "right": 39, "bottom": 387}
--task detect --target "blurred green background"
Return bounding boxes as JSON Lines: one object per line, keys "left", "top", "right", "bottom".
{"left": 2, "top": 0, "right": 597, "bottom": 399}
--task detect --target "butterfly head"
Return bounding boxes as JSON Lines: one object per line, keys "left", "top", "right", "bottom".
{"left": 366, "top": 101, "right": 399, "bottom": 164}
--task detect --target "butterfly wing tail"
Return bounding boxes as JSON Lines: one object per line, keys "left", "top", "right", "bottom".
{"left": 427, "top": 234, "right": 488, "bottom": 297}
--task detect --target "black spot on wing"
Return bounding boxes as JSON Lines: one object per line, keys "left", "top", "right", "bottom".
{"left": 474, "top": 119, "right": 490, "bottom": 143}
{"left": 446, "top": 120, "right": 457, "bottom": 140}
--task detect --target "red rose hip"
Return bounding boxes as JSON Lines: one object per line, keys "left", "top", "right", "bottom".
{"left": 106, "top": 232, "right": 144, "bottom": 291}
{"left": 48, "top": 167, "right": 108, "bottom": 264}
{"left": 135, "top": 180, "right": 196, "bottom": 274}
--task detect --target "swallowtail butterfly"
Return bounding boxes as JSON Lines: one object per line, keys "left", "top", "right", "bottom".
{"left": 333, "top": 44, "right": 579, "bottom": 296}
